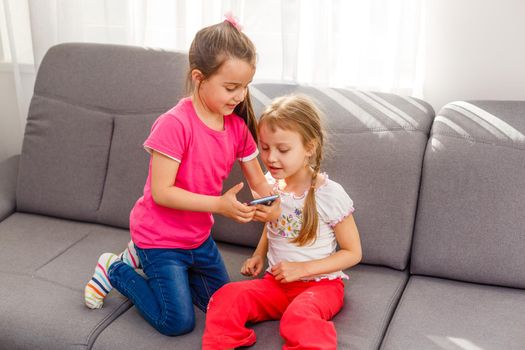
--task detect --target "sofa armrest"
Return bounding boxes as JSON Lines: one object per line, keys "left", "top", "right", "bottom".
{"left": 0, "top": 155, "right": 19, "bottom": 221}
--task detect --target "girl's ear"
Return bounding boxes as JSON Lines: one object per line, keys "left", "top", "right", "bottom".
{"left": 305, "top": 141, "right": 317, "bottom": 157}
{"left": 191, "top": 69, "right": 204, "bottom": 85}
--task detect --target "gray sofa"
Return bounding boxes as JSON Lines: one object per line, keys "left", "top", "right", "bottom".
{"left": 1, "top": 43, "right": 524, "bottom": 350}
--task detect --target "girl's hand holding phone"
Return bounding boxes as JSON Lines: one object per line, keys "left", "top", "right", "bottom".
{"left": 219, "top": 182, "right": 256, "bottom": 223}
{"left": 252, "top": 195, "right": 281, "bottom": 222}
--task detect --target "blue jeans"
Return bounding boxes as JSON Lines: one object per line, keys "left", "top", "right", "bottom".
{"left": 108, "top": 236, "right": 230, "bottom": 336}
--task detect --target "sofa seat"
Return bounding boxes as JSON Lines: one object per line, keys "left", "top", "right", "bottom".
{"left": 0, "top": 213, "right": 132, "bottom": 349}
{"left": 380, "top": 276, "right": 525, "bottom": 349}
{"left": 91, "top": 243, "right": 408, "bottom": 350}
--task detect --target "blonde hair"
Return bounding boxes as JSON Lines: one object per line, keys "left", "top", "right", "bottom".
{"left": 186, "top": 20, "right": 258, "bottom": 142}
{"left": 259, "top": 94, "right": 326, "bottom": 246}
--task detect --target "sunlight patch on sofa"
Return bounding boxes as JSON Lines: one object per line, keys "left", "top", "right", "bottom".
{"left": 428, "top": 335, "right": 485, "bottom": 350}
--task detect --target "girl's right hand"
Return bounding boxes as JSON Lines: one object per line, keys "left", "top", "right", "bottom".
{"left": 253, "top": 197, "right": 281, "bottom": 222}
{"left": 241, "top": 254, "right": 265, "bottom": 277}
{"left": 219, "top": 182, "right": 256, "bottom": 223}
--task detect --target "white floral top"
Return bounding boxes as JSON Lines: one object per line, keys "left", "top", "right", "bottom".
{"left": 265, "top": 173, "right": 355, "bottom": 281}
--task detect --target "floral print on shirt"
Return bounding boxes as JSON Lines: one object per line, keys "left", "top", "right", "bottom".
{"left": 269, "top": 207, "right": 303, "bottom": 238}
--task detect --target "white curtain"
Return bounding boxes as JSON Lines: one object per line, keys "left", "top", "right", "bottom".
{"left": 2, "top": 0, "right": 425, "bottom": 133}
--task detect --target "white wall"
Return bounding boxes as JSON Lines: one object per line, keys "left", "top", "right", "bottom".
{"left": 423, "top": 0, "right": 525, "bottom": 112}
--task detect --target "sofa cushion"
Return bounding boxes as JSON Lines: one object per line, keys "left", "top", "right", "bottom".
{"left": 411, "top": 101, "right": 525, "bottom": 288}
{"left": 33, "top": 220, "right": 134, "bottom": 289}
{"left": 17, "top": 96, "right": 114, "bottom": 222}
{"left": 0, "top": 272, "right": 131, "bottom": 350}
{"left": 335, "top": 264, "right": 408, "bottom": 350}
{"left": 0, "top": 213, "right": 133, "bottom": 350}
{"left": 29, "top": 43, "right": 187, "bottom": 113}
{"left": 95, "top": 114, "right": 156, "bottom": 228}
{"left": 92, "top": 245, "right": 408, "bottom": 350}
{"left": 0, "top": 212, "right": 132, "bottom": 290}
{"left": 380, "top": 276, "right": 525, "bottom": 350}
{"left": 0, "top": 213, "right": 97, "bottom": 274}
{"left": 213, "top": 84, "right": 435, "bottom": 270}
{"left": 17, "top": 43, "right": 186, "bottom": 226}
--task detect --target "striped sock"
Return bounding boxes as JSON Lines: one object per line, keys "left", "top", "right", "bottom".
{"left": 119, "top": 240, "right": 141, "bottom": 269}
{"left": 84, "top": 253, "right": 118, "bottom": 309}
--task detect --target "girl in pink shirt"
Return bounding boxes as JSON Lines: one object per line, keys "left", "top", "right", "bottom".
{"left": 84, "top": 16, "right": 279, "bottom": 336}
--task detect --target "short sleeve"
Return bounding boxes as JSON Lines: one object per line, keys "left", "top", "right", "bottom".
{"left": 143, "top": 114, "right": 187, "bottom": 162}
{"left": 316, "top": 180, "right": 355, "bottom": 228}
{"left": 234, "top": 119, "right": 258, "bottom": 162}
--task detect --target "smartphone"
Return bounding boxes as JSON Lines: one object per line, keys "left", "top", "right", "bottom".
{"left": 248, "top": 194, "right": 279, "bottom": 206}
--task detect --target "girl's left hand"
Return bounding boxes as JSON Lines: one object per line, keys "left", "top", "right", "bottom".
{"left": 271, "top": 261, "right": 308, "bottom": 283}
{"left": 253, "top": 198, "right": 281, "bottom": 222}
{"left": 241, "top": 254, "right": 265, "bottom": 277}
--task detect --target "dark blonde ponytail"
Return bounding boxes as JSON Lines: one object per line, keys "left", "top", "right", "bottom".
{"left": 234, "top": 89, "right": 258, "bottom": 143}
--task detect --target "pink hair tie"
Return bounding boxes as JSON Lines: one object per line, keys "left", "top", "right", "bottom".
{"left": 224, "top": 11, "right": 243, "bottom": 31}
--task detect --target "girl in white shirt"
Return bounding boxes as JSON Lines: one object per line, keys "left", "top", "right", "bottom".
{"left": 203, "top": 94, "right": 362, "bottom": 349}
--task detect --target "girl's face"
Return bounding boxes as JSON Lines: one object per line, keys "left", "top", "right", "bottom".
{"left": 259, "top": 123, "right": 313, "bottom": 181}
{"left": 194, "top": 58, "right": 255, "bottom": 118}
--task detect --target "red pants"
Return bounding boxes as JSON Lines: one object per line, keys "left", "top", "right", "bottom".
{"left": 202, "top": 273, "right": 344, "bottom": 349}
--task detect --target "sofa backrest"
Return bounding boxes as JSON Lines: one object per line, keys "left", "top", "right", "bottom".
{"left": 18, "top": 43, "right": 436, "bottom": 271}
{"left": 213, "top": 84, "right": 434, "bottom": 270}
{"left": 17, "top": 43, "right": 186, "bottom": 228}
{"left": 411, "top": 101, "right": 525, "bottom": 288}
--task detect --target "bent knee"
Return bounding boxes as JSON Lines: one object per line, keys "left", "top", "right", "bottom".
{"left": 157, "top": 316, "right": 195, "bottom": 336}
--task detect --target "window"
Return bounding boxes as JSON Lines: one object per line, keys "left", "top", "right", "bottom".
{"left": 0, "top": 0, "right": 34, "bottom": 65}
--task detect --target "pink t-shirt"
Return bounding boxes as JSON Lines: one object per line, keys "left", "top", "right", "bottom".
{"left": 130, "top": 97, "right": 258, "bottom": 249}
